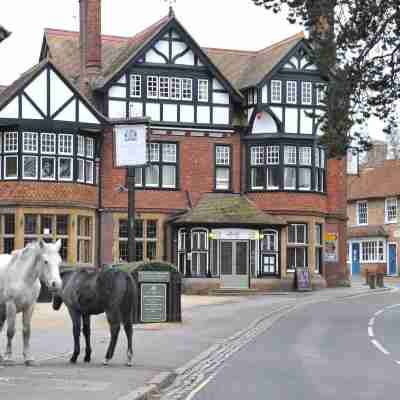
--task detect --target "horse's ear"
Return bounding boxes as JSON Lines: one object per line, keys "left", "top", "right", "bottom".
{"left": 55, "top": 239, "right": 62, "bottom": 252}
{"left": 38, "top": 239, "right": 45, "bottom": 249}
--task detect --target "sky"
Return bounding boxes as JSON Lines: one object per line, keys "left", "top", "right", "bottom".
{"left": 0, "top": 0, "right": 384, "bottom": 140}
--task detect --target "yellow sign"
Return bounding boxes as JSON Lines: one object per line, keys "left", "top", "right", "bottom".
{"left": 325, "top": 233, "right": 337, "bottom": 242}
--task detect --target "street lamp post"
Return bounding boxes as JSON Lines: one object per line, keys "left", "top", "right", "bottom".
{"left": 127, "top": 166, "right": 136, "bottom": 263}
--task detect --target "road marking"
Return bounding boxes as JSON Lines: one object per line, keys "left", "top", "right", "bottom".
{"left": 185, "top": 374, "right": 215, "bottom": 400}
{"left": 368, "top": 327, "right": 374, "bottom": 337}
{"left": 371, "top": 339, "right": 390, "bottom": 355}
{"left": 368, "top": 317, "right": 375, "bottom": 326}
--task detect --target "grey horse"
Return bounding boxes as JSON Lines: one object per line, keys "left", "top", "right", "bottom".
{"left": 53, "top": 268, "right": 138, "bottom": 366}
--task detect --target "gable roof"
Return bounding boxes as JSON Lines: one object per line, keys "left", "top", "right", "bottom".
{"left": 0, "top": 58, "right": 107, "bottom": 124}
{"left": 43, "top": 13, "right": 305, "bottom": 97}
{"left": 172, "top": 193, "right": 286, "bottom": 226}
{"left": 348, "top": 160, "right": 400, "bottom": 201}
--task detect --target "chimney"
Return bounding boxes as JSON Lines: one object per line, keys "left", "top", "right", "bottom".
{"left": 80, "top": 0, "right": 102, "bottom": 81}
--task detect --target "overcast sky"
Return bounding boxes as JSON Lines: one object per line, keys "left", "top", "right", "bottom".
{"left": 0, "top": 0, "right": 384, "bottom": 139}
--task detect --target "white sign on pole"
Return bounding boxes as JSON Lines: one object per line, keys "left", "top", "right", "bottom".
{"left": 114, "top": 124, "right": 147, "bottom": 167}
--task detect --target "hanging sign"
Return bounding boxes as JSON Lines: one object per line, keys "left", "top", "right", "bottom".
{"left": 324, "top": 232, "right": 339, "bottom": 262}
{"left": 114, "top": 124, "right": 147, "bottom": 167}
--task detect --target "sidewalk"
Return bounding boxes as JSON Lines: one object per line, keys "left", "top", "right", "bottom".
{"left": 0, "top": 282, "right": 394, "bottom": 400}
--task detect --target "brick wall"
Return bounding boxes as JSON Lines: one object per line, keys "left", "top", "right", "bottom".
{"left": 0, "top": 181, "right": 97, "bottom": 208}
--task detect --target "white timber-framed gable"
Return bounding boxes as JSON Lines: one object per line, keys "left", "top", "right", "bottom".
{"left": 104, "top": 16, "right": 242, "bottom": 128}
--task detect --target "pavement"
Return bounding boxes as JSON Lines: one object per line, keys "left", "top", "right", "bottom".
{"left": 0, "top": 277, "right": 397, "bottom": 400}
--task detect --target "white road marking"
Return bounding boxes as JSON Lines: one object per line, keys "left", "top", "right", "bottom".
{"left": 396, "top": 361, "right": 400, "bottom": 365}
{"left": 374, "top": 309, "right": 384, "bottom": 316}
{"left": 368, "top": 317, "right": 375, "bottom": 326}
{"left": 368, "top": 327, "right": 374, "bottom": 337}
{"left": 185, "top": 374, "right": 215, "bottom": 400}
{"left": 371, "top": 339, "right": 390, "bottom": 355}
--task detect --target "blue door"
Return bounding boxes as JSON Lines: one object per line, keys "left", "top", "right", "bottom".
{"left": 389, "top": 244, "right": 397, "bottom": 276}
{"left": 352, "top": 243, "right": 360, "bottom": 274}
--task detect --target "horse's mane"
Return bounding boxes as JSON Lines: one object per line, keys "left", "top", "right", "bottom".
{"left": 7, "top": 242, "right": 38, "bottom": 266}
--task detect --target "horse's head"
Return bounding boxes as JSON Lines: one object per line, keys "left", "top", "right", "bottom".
{"left": 37, "top": 239, "right": 63, "bottom": 292}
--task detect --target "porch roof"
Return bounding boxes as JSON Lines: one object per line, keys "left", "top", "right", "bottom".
{"left": 172, "top": 193, "right": 286, "bottom": 226}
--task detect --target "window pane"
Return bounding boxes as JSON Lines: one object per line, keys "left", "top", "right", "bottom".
{"left": 170, "top": 78, "right": 181, "bottom": 100}
{"left": 41, "top": 157, "right": 55, "bottom": 179}
{"left": 86, "top": 138, "right": 94, "bottom": 158}
{"left": 130, "top": 75, "right": 141, "bottom": 98}
{"left": 162, "top": 143, "right": 177, "bottom": 163}
{"left": 288, "top": 248, "right": 296, "bottom": 270}
{"left": 41, "top": 215, "right": 53, "bottom": 235}
{"left": 216, "top": 146, "right": 230, "bottom": 165}
{"left": 4, "top": 214, "right": 15, "bottom": 235}
{"left": 251, "top": 168, "right": 264, "bottom": 189}
{"left": 301, "top": 81, "right": 312, "bottom": 105}
{"left": 135, "top": 220, "right": 144, "bottom": 238}
{"left": 147, "top": 242, "right": 157, "bottom": 260}
{"left": 198, "top": 79, "right": 209, "bottom": 102}
{"left": 286, "top": 81, "right": 297, "bottom": 104}
{"left": 23, "top": 132, "right": 38, "bottom": 153}
{"left": 147, "top": 220, "right": 157, "bottom": 238}
{"left": 251, "top": 146, "right": 264, "bottom": 165}
{"left": 4, "top": 132, "right": 18, "bottom": 152}
{"left": 77, "top": 136, "right": 85, "bottom": 156}
{"left": 284, "top": 167, "right": 296, "bottom": 189}
{"left": 159, "top": 76, "right": 170, "bottom": 99}
{"left": 147, "top": 76, "right": 158, "bottom": 98}
{"left": 267, "top": 167, "right": 280, "bottom": 189}
{"left": 148, "top": 143, "right": 160, "bottom": 162}
{"left": 162, "top": 165, "right": 176, "bottom": 188}
{"left": 271, "top": 80, "right": 282, "bottom": 103}
{"left": 85, "top": 160, "right": 94, "bottom": 183}
{"left": 5, "top": 156, "right": 18, "bottom": 178}
{"left": 145, "top": 165, "right": 159, "bottom": 186}
{"left": 266, "top": 146, "right": 280, "bottom": 164}
{"left": 299, "top": 168, "right": 311, "bottom": 190}
{"left": 59, "top": 158, "right": 73, "bottom": 180}
{"left": 181, "top": 78, "right": 193, "bottom": 100}
{"left": 216, "top": 167, "right": 230, "bottom": 190}
{"left": 24, "top": 215, "right": 37, "bottom": 235}
{"left": 284, "top": 146, "right": 297, "bottom": 165}
{"left": 77, "top": 159, "right": 85, "bottom": 182}
{"left": 59, "top": 134, "right": 73, "bottom": 155}
{"left": 288, "top": 225, "right": 296, "bottom": 244}
{"left": 299, "top": 147, "right": 312, "bottom": 166}
{"left": 41, "top": 133, "right": 56, "bottom": 154}
{"left": 119, "top": 220, "right": 128, "bottom": 238}
{"left": 56, "top": 215, "right": 69, "bottom": 235}
{"left": 23, "top": 156, "right": 37, "bottom": 179}
{"left": 296, "top": 248, "right": 306, "bottom": 268}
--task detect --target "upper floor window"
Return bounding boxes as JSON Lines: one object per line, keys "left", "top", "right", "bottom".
{"left": 170, "top": 78, "right": 181, "bottom": 100}
{"left": 198, "top": 80, "right": 209, "bottom": 102}
{"left": 301, "top": 82, "right": 312, "bottom": 105}
{"left": 4, "top": 132, "right": 18, "bottom": 153}
{"left": 357, "top": 201, "right": 368, "bottom": 225}
{"left": 316, "top": 84, "right": 326, "bottom": 105}
{"left": 59, "top": 134, "right": 73, "bottom": 155}
{"left": 247, "top": 88, "right": 258, "bottom": 105}
{"left": 385, "top": 198, "right": 397, "bottom": 223}
{"left": 215, "top": 145, "right": 231, "bottom": 191}
{"left": 130, "top": 75, "right": 142, "bottom": 98}
{"left": 147, "top": 76, "right": 158, "bottom": 99}
{"left": 136, "top": 142, "right": 178, "bottom": 189}
{"left": 23, "top": 132, "right": 38, "bottom": 153}
{"left": 159, "top": 76, "right": 170, "bottom": 99}
{"left": 284, "top": 146, "right": 297, "bottom": 165}
{"left": 181, "top": 78, "right": 193, "bottom": 101}
{"left": 41, "top": 133, "right": 56, "bottom": 154}
{"left": 286, "top": 81, "right": 297, "bottom": 104}
{"left": 271, "top": 80, "right": 282, "bottom": 103}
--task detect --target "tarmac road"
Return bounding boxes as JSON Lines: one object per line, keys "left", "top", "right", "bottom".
{"left": 190, "top": 291, "right": 400, "bottom": 400}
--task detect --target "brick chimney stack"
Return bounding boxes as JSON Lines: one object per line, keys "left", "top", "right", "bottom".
{"left": 79, "top": 0, "right": 102, "bottom": 81}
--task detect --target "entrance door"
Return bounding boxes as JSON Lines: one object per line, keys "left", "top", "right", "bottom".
{"left": 220, "top": 241, "right": 249, "bottom": 288}
{"left": 352, "top": 243, "right": 360, "bottom": 275}
{"left": 388, "top": 244, "right": 397, "bottom": 276}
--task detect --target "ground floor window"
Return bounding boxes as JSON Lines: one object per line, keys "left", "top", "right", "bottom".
{"left": 315, "top": 223, "right": 323, "bottom": 274}
{"left": 118, "top": 219, "right": 158, "bottom": 262}
{"left": 260, "top": 230, "right": 279, "bottom": 276}
{"left": 287, "top": 224, "right": 308, "bottom": 271}
{"left": 23, "top": 214, "right": 69, "bottom": 261}
{"left": 361, "top": 240, "right": 385, "bottom": 262}
{"left": 191, "top": 229, "right": 209, "bottom": 276}
{"left": 0, "top": 214, "right": 15, "bottom": 254}
{"left": 77, "top": 216, "right": 93, "bottom": 264}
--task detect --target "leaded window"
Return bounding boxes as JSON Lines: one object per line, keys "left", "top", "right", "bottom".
{"left": 159, "top": 76, "right": 170, "bottom": 99}
{"left": 284, "top": 146, "right": 297, "bottom": 165}
{"left": 301, "top": 81, "right": 313, "bottom": 105}
{"left": 4, "top": 132, "right": 18, "bottom": 153}
{"left": 147, "top": 76, "right": 158, "bottom": 99}
{"left": 271, "top": 80, "right": 282, "bottom": 103}
{"left": 286, "top": 81, "right": 297, "bottom": 104}
{"left": 130, "top": 75, "right": 142, "bottom": 98}
{"left": 59, "top": 158, "right": 73, "bottom": 181}
{"left": 181, "top": 78, "right": 193, "bottom": 101}
{"left": 170, "top": 78, "right": 181, "bottom": 100}
{"left": 41, "top": 133, "right": 56, "bottom": 154}
{"left": 266, "top": 146, "right": 280, "bottom": 165}
{"left": 23, "top": 132, "right": 38, "bottom": 153}
{"left": 23, "top": 155, "right": 38, "bottom": 179}
{"left": 58, "top": 134, "right": 73, "bottom": 155}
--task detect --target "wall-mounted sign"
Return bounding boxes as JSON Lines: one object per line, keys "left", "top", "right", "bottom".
{"left": 114, "top": 124, "right": 147, "bottom": 167}
{"left": 211, "top": 229, "right": 259, "bottom": 241}
{"left": 324, "top": 232, "right": 338, "bottom": 263}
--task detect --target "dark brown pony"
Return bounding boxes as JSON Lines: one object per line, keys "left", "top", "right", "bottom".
{"left": 53, "top": 268, "right": 137, "bottom": 366}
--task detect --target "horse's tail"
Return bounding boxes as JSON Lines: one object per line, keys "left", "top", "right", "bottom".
{"left": 122, "top": 272, "right": 138, "bottom": 324}
{"left": 52, "top": 293, "right": 63, "bottom": 310}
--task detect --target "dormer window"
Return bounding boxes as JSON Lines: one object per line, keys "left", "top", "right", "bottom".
{"left": 286, "top": 81, "right": 297, "bottom": 104}
{"left": 271, "top": 80, "right": 282, "bottom": 103}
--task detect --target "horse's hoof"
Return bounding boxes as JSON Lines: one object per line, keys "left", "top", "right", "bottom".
{"left": 103, "top": 359, "right": 109, "bottom": 366}
{"left": 69, "top": 357, "right": 77, "bottom": 364}
{"left": 126, "top": 361, "right": 133, "bottom": 367}
{"left": 84, "top": 357, "right": 91, "bottom": 363}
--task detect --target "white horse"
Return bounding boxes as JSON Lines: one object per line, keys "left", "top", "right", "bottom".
{"left": 0, "top": 239, "right": 62, "bottom": 365}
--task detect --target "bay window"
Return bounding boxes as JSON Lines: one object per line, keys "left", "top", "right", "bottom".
{"left": 23, "top": 155, "right": 38, "bottom": 179}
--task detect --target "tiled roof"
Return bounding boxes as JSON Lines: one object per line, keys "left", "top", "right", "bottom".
{"left": 347, "top": 225, "right": 389, "bottom": 239}
{"left": 172, "top": 193, "right": 286, "bottom": 226}
{"left": 0, "top": 85, "right": 7, "bottom": 94}
{"left": 348, "top": 160, "right": 400, "bottom": 201}
{"left": 43, "top": 14, "right": 305, "bottom": 93}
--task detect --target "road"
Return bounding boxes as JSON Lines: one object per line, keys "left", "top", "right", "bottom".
{"left": 189, "top": 291, "right": 400, "bottom": 400}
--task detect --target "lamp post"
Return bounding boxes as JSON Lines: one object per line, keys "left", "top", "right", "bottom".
{"left": 127, "top": 166, "right": 136, "bottom": 262}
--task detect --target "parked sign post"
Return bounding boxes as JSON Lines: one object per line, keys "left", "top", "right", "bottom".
{"left": 114, "top": 123, "right": 148, "bottom": 262}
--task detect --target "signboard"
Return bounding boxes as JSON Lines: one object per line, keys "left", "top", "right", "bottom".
{"left": 114, "top": 124, "right": 147, "bottom": 167}
{"left": 211, "top": 229, "right": 258, "bottom": 241}
{"left": 141, "top": 283, "right": 167, "bottom": 323}
{"left": 295, "top": 268, "right": 312, "bottom": 291}
{"left": 324, "top": 232, "right": 338, "bottom": 262}
{"left": 138, "top": 271, "right": 170, "bottom": 283}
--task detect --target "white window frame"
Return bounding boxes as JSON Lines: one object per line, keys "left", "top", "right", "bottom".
{"left": 4, "top": 132, "right": 18, "bottom": 153}
{"left": 266, "top": 146, "right": 280, "bottom": 165}
{"left": 130, "top": 74, "right": 142, "bottom": 98}
{"left": 361, "top": 239, "right": 385, "bottom": 263}
{"left": 58, "top": 134, "right": 73, "bottom": 156}
{"left": 287, "top": 224, "right": 308, "bottom": 272}
{"left": 284, "top": 146, "right": 297, "bottom": 165}
{"left": 147, "top": 76, "right": 159, "bottom": 99}
{"left": 190, "top": 228, "right": 209, "bottom": 276}
{"left": 301, "top": 81, "right": 313, "bottom": 105}
{"left": 271, "top": 80, "right": 282, "bottom": 103}
{"left": 22, "top": 155, "right": 38, "bottom": 180}
{"left": 357, "top": 201, "right": 368, "bottom": 226}
{"left": 162, "top": 143, "right": 177, "bottom": 163}
{"left": 4, "top": 155, "right": 18, "bottom": 179}
{"left": 77, "top": 135, "right": 85, "bottom": 157}
{"left": 22, "top": 132, "right": 38, "bottom": 153}
{"left": 40, "top": 133, "right": 56, "bottom": 155}
{"left": 251, "top": 146, "right": 265, "bottom": 166}
{"left": 299, "top": 167, "right": 311, "bottom": 191}
{"left": 198, "top": 79, "right": 209, "bottom": 102}
{"left": 77, "top": 158, "right": 85, "bottom": 183}
{"left": 85, "top": 160, "right": 94, "bottom": 184}
{"left": 299, "top": 147, "right": 312, "bottom": 166}
{"left": 40, "top": 156, "right": 56, "bottom": 180}
{"left": 170, "top": 78, "right": 181, "bottom": 100}
{"left": 86, "top": 137, "right": 94, "bottom": 159}
{"left": 159, "top": 76, "right": 170, "bottom": 99}
{"left": 385, "top": 198, "right": 397, "bottom": 224}
{"left": 286, "top": 81, "right": 297, "bottom": 104}
{"left": 216, "top": 145, "right": 230, "bottom": 166}
{"left": 58, "top": 157, "right": 73, "bottom": 181}
{"left": 181, "top": 78, "right": 193, "bottom": 101}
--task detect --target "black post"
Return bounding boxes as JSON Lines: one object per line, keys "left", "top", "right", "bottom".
{"left": 127, "top": 167, "right": 136, "bottom": 262}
